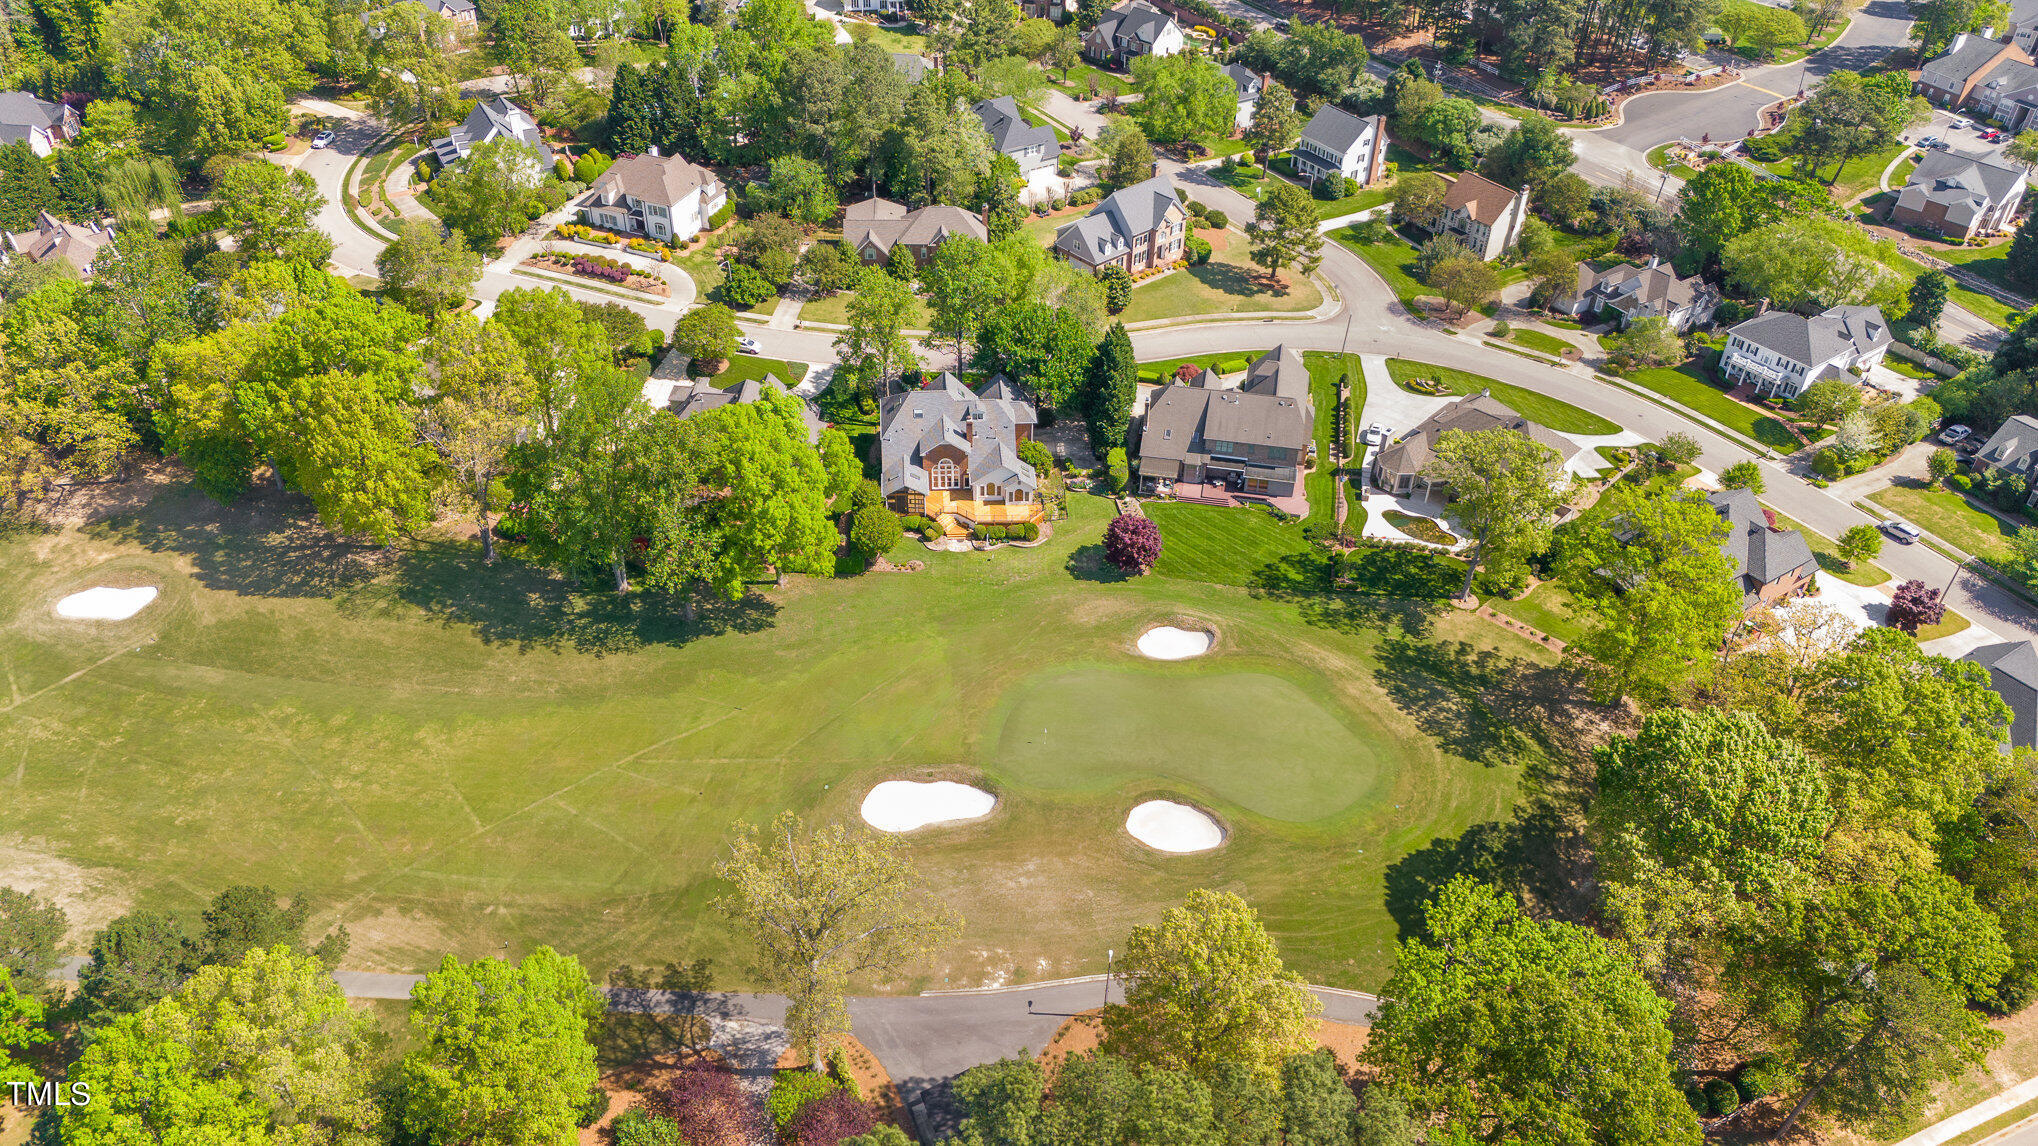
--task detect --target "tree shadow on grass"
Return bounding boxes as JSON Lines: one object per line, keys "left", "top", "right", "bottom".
{"left": 1192, "top": 259, "right": 1290, "bottom": 302}
{"left": 90, "top": 483, "right": 778, "bottom": 655}
{"left": 1065, "top": 543, "right": 1132, "bottom": 583}
{"left": 1382, "top": 803, "right": 1598, "bottom": 942}
{"left": 1247, "top": 548, "right": 1451, "bottom": 638}
{"left": 1371, "top": 633, "right": 1584, "bottom": 770}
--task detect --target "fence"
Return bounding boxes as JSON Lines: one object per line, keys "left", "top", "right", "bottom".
{"left": 1888, "top": 341, "right": 1962, "bottom": 379}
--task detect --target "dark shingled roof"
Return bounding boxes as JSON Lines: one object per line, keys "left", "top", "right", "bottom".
{"left": 1372, "top": 390, "right": 1578, "bottom": 478}
{"left": 1963, "top": 640, "right": 2038, "bottom": 750}
{"left": 973, "top": 97, "right": 1057, "bottom": 158}
{"left": 877, "top": 373, "right": 1039, "bottom": 499}
{"left": 1975, "top": 413, "right": 2038, "bottom": 476}
{"left": 1054, "top": 175, "right": 1184, "bottom": 264}
{"left": 1298, "top": 104, "right": 1373, "bottom": 157}
{"left": 1707, "top": 488, "right": 1817, "bottom": 607}
{"left": 1725, "top": 305, "right": 1890, "bottom": 367}
{"left": 1137, "top": 346, "right": 1314, "bottom": 474}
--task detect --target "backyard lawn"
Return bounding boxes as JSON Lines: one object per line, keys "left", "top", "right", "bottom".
{"left": 1886, "top": 248, "right": 2020, "bottom": 329}
{"left": 1870, "top": 482, "right": 2020, "bottom": 564}
{"left": 797, "top": 286, "right": 932, "bottom": 330}
{"left": 1616, "top": 361, "right": 1807, "bottom": 451}
{"left": 1385, "top": 358, "right": 1619, "bottom": 435}
{"left": 674, "top": 251, "right": 777, "bottom": 317}
{"left": 1118, "top": 233, "right": 1322, "bottom": 324}
{"left": 1485, "top": 582, "right": 1589, "bottom": 646}
{"left": 711, "top": 353, "right": 808, "bottom": 387}
{"left": 1, "top": 485, "right": 1546, "bottom": 992}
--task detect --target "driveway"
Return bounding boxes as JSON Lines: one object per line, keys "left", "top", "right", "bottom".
{"left": 277, "top": 105, "right": 395, "bottom": 278}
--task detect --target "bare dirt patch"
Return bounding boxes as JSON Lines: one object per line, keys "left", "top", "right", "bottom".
{"left": 0, "top": 838, "right": 133, "bottom": 949}
{"left": 1036, "top": 1010, "right": 1373, "bottom": 1076}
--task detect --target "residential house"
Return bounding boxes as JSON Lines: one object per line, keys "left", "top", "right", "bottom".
{"left": 1082, "top": 0, "right": 1183, "bottom": 64}
{"left": 841, "top": 0, "right": 909, "bottom": 14}
{"left": 1053, "top": 175, "right": 1186, "bottom": 274}
{"left": 890, "top": 51, "right": 934, "bottom": 83}
{"left": 1962, "top": 56, "right": 2038, "bottom": 128}
{"left": 1971, "top": 414, "right": 2038, "bottom": 499}
{"left": 877, "top": 374, "right": 1045, "bottom": 532}
{"left": 648, "top": 370, "right": 825, "bottom": 445}
{"left": 1915, "top": 34, "right": 2035, "bottom": 109}
{"left": 842, "top": 197, "right": 987, "bottom": 265}
{"left": 1717, "top": 304, "right": 1892, "bottom": 399}
{"left": 974, "top": 97, "right": 1059, "bottom": 177}
{"left": 1553, "top": 256, "right": 1720, "bottom": 332}
{"left": 1227, "top": 64, "right": 1262, "bottom": 132}
{"left": 1963, "top": 639, "right": 2038, "bottom": 749}
{"left": 1288, "top": 105, "right": 1388, "bottom": 189}
{"left": 578, "top": 151, "right": 726, "bottom": 244}
{"left": 2009, "top": 0, "right": 2038, "bottom": 53}
{"left": 1890, "top": 150, "right": 2028, "bottom": 239}
{"left": 432, "top": 96, "right": 553, "bottom": 167}
{"left": 0, "top": 92, "right": 77, "bottom": 158}
{"left": 1369, "top": 390, "right": 1578, "bottom": 497}
{"left": 1427, "top": 172, "right": 1530, "bottom": 261}
{"left": 1020, "top": 0, "right": 1074, "bottom": 21}
{"left": 362, "top": 0, "right": 477, "bottom": 35}
{"left": 1708, "top": 488, "right": 1818, "bottom": 611}
{"left": 1135, "top": 346, "right": 1315, "bottom": 500}
{"left": 2, "top": 210, "right": 112, "bottom": 276}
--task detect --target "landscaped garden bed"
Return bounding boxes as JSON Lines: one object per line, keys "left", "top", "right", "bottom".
{"left": 522, "top": 251, "right": 671, "bottom": 297}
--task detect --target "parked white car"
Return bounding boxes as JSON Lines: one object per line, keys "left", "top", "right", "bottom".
{"left": 1941, "top": 424, "right": 1973, "bottom": 444}
{"left": 1362, "top": 423, "right": 1390, "bottom": 446}
{"left": 1880, "top": 520, "right": 1923, "bottom": 545}
{"left": 311, "top": 130, "right": 336, "bottom": 149}
{"left": 736, "top": 336, "right": 760, "bottom": 354}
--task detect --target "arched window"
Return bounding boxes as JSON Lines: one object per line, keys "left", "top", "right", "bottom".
{"left": 931, "top": 458, "right": 961, "bottom": 489}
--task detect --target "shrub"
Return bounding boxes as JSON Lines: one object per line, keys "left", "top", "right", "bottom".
{"left": 986, "top": 524, "right": 1007, "bottom": 541}
{"left": 708, "top": 203, "right": 735, "bottom": 230}
{"left": 1106, "top": 447, "right": 1129, "bottom": 493}
{"left": 824, "top": 1046, "right": 862, "bottom": 1099}
{"left": 1098, "top": 266, "right": 1132, "bottom": 313}
{"left": 1103, "top": 513, "right": 1162, "bottom": 573}
{"left": 1929, "top": 447, "right": 1959, "bottom": 482}
{"left": 611, "top": 1108, "right": 687, "bottom": 1146}
{"left": 1013, "top": 522, "right": 1039, "bottom": 541}
{"left": 1491, "top": 319, "right": 1512, "bottom": 337}
{"left": 576, "top": 1086, "right": 611, "bottom": 1127}
{"left": 1949, "top": 472, "right": 1974, "bottom": 491}
{"left": 851, "top": 479, "right": 884, "bottom": 512}
{"left": 767, "top": 1071, "right": 844, "bottom": 1136}
{"left": 1186, "top": 199, "right": 1209, "bottom": 217}
{"left": 970, "top": 524, "right": 990, "bottom": 541}
{"left": 648, "top": 1063, "right": 765, "bottom": 1144}
{"left": 1742, "top": 134, "right": 1787, "bottom": 162}
{"left": 849, "top": 503, "right": 903, "bottom": 559}
{"left": 1204, "top": 208, "right": 1228, "bottom": 229}
{"left": 721, "top": 263, "right": 774, "bottom": 308}
{"left": 1184, "top": 235, "right": 1212, "bottom": 265}
{"left": 1811, "top": 448, "right": 1841, "bottom": 479}
{"left": 1017, "top": 438, "right": 1055, "bottom": 474}
{"left": 262, "top": 132, "right": 287, "bottom": 151}
{"left": 789, "top": 1091, "right": 877, "bottom": 1146}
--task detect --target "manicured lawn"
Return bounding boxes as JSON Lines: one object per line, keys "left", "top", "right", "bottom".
{"left": 1385, "top": 358, "right": 1619, "bottom": 436}
{"left": 4, "top": 487, "right": 1542, "bottom": 990}
{"left": 1485, "top": 582, "right": 1588, "bottom": 646}
{"left": 1644, "top": 143, "right": 1699, "bottom": 181}
{"left": 1616, "top": 361, "right": 1807, "bottom": 450}
{"left": 1929, "top": 241, "right": 2030, "bottom": 327}
{"left": 854, "top": 23, "right": 932, "bottom": 54}
{"left": 1502, "top": 329, "right": 1573, "bottom": 358}
{"left": 1870, "top": 482, "right": 2020, "bottom": 564}
{"left": 1145, "top": 501, "right": 1326, "bottom": 589}
{"left": 1767, "top": 510, "right": 1890, "bottom": 587}
{"left": 797, "top": 287, "right": 931, "bottom": 330}
{"left": 1886, "top": 248, "right": 2021, "bottom": 328}
{"left": 1137, "top": 351, "right": 1247, "bottom": 383}
{"left": 1334, "top": 224, "right": 1426, "bottom": 310}
{"left": 1118, "top": 236, "right": 1322, "bottom": 323}
{"left": 1761, "top": 142, "right": 1906, "bottom": 203}
{"left": 1303, "top": 353, "right": 1363, "bottom": 521}
{"left": 673, "top": 251, "right": 777, "bottom": 316}
{"left": 713, "top": 353, "right": 808, "bottom": 387}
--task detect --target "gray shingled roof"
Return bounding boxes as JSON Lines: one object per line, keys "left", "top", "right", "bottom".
{"left": 0, "top": 91, "right": 65, "bottom": 133}
{"left": 1298, "top": 104, "right": 1372, "bottom": 158}
{"left": 1726, "top": 305, "right": 1889, "bottom": 367}
{"left": 1092, "top": 0, "right": 1176, "bottom": 47}
{"left": 1373, "top": 390, "right": 1578, "bottom": 477}
{"left": 1964, "top": 640, "right": 2038, "bottom": 750}
{"left": 1707, "top": 488, "right": 1817, "bottom": 606}
{"left": 877, "top": 373, "right": 1039, "bottom": 499}
{"left": 1920, "top": 35, "right": 2015, "bottom": 90}
{"left": 1137, "top": 348, "right": 1315, "bottom": 474}
{"left": 973, "top": 97, "right": 1057, "bottom": 158}
{"left": 1226, "top": 64, "right": 1261, "bottom": 102}
{"left": 665, "top": 377, "right": 822, "bottom": 444}
{"left": 843, "top": 197, "right": 987, "bottom": 259}
{"left": 1054, "top": 175, "right": 1182, "bottom": 264}
{"left": 1898, "top": 150, "right": 2027, "bottom": 227}
{"left": 891, "top": 52, "right": 932, "bottom": 82}
{"left": 587, "top": 152, "right": 720, "bottom": 210}
{"left": 1572, "top": 260, "right": 1710, "bottom": 317}
{"left": 433, "top": 96, "right": 552, "bottom": 165}
{"left": 1977, "top": 413, "right": 2038, "bottom": 475}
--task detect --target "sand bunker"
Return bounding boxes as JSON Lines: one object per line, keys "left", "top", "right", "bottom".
{"left": 1136, "top": 626, "right": 1214, "bottom": 660}
{"left": 55, "top": 586, "right": 158, "bottom": 621}
{"left": 1126, "top": 800, "right": 1225, "bottom": 853}
{"left": 860, "top": 781, "right": 998, "bottom": 832}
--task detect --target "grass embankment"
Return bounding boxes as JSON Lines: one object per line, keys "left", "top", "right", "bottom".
{"left": 1613, "top": 361, "right": 1807, "bottom": 451}
{"left": 1766, "top": 510, "right": 1891, "bottom": 587}
{"left": 1384, "top": 359, "right": 1618, "bottom": 436}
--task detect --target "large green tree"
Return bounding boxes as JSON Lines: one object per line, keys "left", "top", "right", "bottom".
{"left": 1132, "top": 54, "right": 1238, "bottom": 144}
{"left": 213, "top": 160, "right": 334, "bottom": 267}
{"left": 682, "top": 386, "right": 837, "bottom": 587}
{"left": 1083, "top": 321, "right": 1137, "bottom": 453}
{"left": 431, "top": 139, "right": 548, "bottom": 247}
{"left": 376, "top": 219, "right": 482, "bottom": 313}
{"left": 1101, "top": 889, "right": 1319, "bottom": 1084}
{"left": 716, "top": 812, "right": 960, "bottom": 1069}
{"left": 833, "top": 271, "right": 920, "bottom": 404}
{"left": 1479, "top": 112, "right": 1575, "bottom": 194}
{"left": 1425, "top": 427, "right": 1567, "bottom": 600}
{"left": 394, "top": 947, "right": 605, "bottom": 1146}
{"left": 1366, "top": 878, "right": 1701, "bottom": 1146}
{"left": 0, "top": 888, "right": 65, "bottom": 993}
{"left": 1246, "top": 180, "right": 1324, "bottom": 284}
{"left": 422, "top": 316, "right": 536, "bottom": 563}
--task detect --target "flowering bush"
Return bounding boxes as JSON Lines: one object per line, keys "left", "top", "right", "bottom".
{"left": 572, "top": 257, "right": 630, "bottom": 282}
{"left": 1104, "top": 514, "right": 1162, "bottom": 573}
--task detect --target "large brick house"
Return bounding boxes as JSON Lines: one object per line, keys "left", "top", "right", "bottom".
{"left": 1135, "top": 346, "right": 1315, "bottom": 500}
{"left": 1890, "top": 150, "right": 2027, "bottom": 239}
{"left": 842, "top": 198, "right": 987, "bottom": 266}
{"left": 1053, "top": 175, "right": 1187, "bottom": 274}
{"left": 1709, "top": 488, "right": 1818, "bottom": 611}
{"left": 878, "top": 374, "right": 1045, "bottom": 534}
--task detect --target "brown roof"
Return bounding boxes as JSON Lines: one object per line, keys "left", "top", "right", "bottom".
{"left": 589, "top": 153, "right": 720, "bottom": 209}
{"left": 1373, "top": 391, "right": 1577, "bottom": 476}
{"left": 843, "top": 197, "right": 987, "bottom": 258}
{"left": 1442, "top": 172, "right": 1522, "bottom": 227}
{"left": 6, "top": 211, "right": 110, "bottom": 273}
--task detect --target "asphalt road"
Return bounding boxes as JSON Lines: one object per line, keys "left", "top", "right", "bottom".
{"left": 1598, "top": 0, "right": 1919, "bottom": 148}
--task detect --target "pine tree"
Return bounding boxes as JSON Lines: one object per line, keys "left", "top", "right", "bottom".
{"left": 0, "top": 141, "right": 54, "bottom": 233}
{"left": 1905, "top": 269, "right": 1950, "bottom": 331}
{"left": 1084, "top": 322, "right": 1136, "bottom": 453}
{"left": 607, "top": 64, "right": 651, "bottom": 153}
{"left": 2008, "top": 209, "right": 2038, "bottom": 289}
{"left": 50, "top": 148, "right": 100, "bottom": 222}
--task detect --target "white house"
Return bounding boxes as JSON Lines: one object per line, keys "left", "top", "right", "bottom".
{"left": 361, "top": 0, "right": 477, "bottom": 36}
{"left": 432, "top": 96, "right": 553, "bottom": 167}
{"left": 1427, "top": 172, "right": 1530, "bottom": 261}
{"left": 0, "top": 92, "right": 77, "bottom": 158}
{"left": 579, "top": 152, "right": 726, "bottom": 243}
{"left": 1718, "top": 304, "right": 1893, "bottom": 399}
{"left": 974, "top": 97, "right": 1059, "bottom": 177}
{"left": 1289, "top": 105, "right": 1387, "bottom": 189}
{"left": 1082, "top": 0, "right": 1183, "bottom": 64}
{"left": 1228, "top": 64, "right": 1262, "bottom": 132}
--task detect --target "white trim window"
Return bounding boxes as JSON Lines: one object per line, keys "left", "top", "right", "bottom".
{"left": 932, "top": 458, "right": 962, "bottom": 488}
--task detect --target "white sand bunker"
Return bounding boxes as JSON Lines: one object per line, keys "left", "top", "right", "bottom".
{"left": 1126, "top": 800, "right": 1225, "bottom": 853}
{"left": 860, "top": 781, "right": 998, "bottom": 832}
{"left": 55, "top": 586, "right": 158, "bottom": 621}
{"left": 1136, "top": 626, "right": 1214, "bottom": 660}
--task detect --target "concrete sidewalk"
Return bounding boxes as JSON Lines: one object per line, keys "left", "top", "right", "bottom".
{"left": 1896, "top": 1076, "right": 2038, "bottom": 1146}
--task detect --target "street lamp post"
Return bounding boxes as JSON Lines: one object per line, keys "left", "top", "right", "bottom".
{"left": 1942, "top": 552, "right": 1975, "bottom": 603}
{"left": 1104, "top": 949, "right": 1114, "bottom": 1008}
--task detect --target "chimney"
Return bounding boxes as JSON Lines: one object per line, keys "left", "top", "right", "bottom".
{"left": 647, "top": 144, "right": 660, "bottom": 157}
{"left": 1757, "top": 298, "right": 1770, "bottom": 315}
{"left": 1647, "top": 254, "right": 1659, "bottom": 268}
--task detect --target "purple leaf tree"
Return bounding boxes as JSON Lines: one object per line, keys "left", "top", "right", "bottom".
{"left": 1886, "top": 579, "right": 1946, "bottom": 635}
{"left": 790, "top": 1091, "right": 878, "bottom": 1146}
{"left": 1104, "top": 514, "right": 1162, "bottom": 574}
